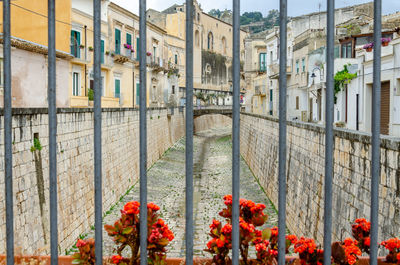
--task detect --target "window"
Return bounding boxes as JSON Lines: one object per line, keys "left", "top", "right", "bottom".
{"left": 126, "top": 33, "right": 132, "bottom": 46}
{"left": 172, "top": 85, "right": 175, "bottom": 94}
{"left": 70, "top": 30, "right": 81, "bottom": 58}
{"left": 175, "top": 54, "right": 178, "bottom": 65}
{"left": 115, "top": 79, "right": 121, "bottom": 98}
{"left": 153, "top": 46, "right": 157, "bottom": 62}
{"left": 341, "top": 42, "right": 352, "bottom": 58}
{"left": 207, "top": 32, "right": 213, "bottom": 50}
{"left": 259, "top": 53, "right": 266, "bottom": 72}
{"left": 136, "top": 83, "right": 140, "bottom": 105}
{"left": 101, "top": 40, "right": 105, "bottom": 64}
{"left": 195, "top": 31, "right": 200, "bottom": 47}
{"left": 296, "top": 60, "right": 299, "bottom": 74}
{"left": 302, "top": 58, "right": 305, "bottom": 72}
{"left": 90, "top": 76, "right": 105, "bottom": 97}
{"left": 296, "top": 96, "right": 299, "bottom": 110}
{"left": 270, "top": 51, "right": 273, "bottom": 64}
{"left": 270, "top": 89, "right": 273, "bottom": 102}
{"left": 115, "top": 28, "right": 121, "bottom": 54}
{"left": 222, "top": 37, "right": 227, "bottom": 54}
{"left": 73, "top": 72, "right": 80, "bottom": 96}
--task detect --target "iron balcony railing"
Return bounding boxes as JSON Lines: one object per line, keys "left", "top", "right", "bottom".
{"left": 2, "top": 0, "right": 383, "bottom": 265}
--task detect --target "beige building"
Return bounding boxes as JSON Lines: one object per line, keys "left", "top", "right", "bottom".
{"left": 148, "top": 0, "right": 248, "bottom": 106}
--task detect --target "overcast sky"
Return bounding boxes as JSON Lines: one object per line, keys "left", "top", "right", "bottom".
{"left": 111, "top": 0, "right": 399, "bottom": 17}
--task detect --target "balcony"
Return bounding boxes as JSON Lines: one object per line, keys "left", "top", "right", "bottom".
{"left": 70, "top": 46, "right": 92, "bottom": 65}
{"left": 102, "top": 54, "right": 114, "bottom": 69}
{"left": 254, "top": 86, "right": 266, "bottom": 96}
{"left": 268, "top": 61, "right": 292, "bottom": 79}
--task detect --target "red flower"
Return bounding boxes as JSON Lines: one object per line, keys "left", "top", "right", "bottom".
{"left": 147, "top": 202, "right": 160, "bottom": 212}
{"left": 223, "top": 195, "right": 232, "bottom": 206}
{"left": 207, "top": 238, "right": 216, "bottom": 249}
{"left": 270, "top": 227, "right": 278, "bottom": 237}
{"left": 216, "top": 238, "right": 225, "bottom": 248}
{"left": 255, "top": 242, "right": 267, "bottom": 252}
{"left": 294, "top": 237, "right": 317, "bottom": 255}
{"left": 343, "top": 238, "right": 361, "bottom": 265}
{"left": 111, "top": 255, "right": 123, "bottom": 264}
{"left": 381, "top": 238, "right": 400, "bottom": 252}
{"left": 221, "top": 223, "right": 232, "bottom": 235}
{"left": 76, "top": 239, "right": 87, "bottom": 248}
{"left": 364, "top": 237, "right": 370, "bottom": 247}
{"left": 286, "top": 234, "right": 298, "bottom": 244}
{"left": 210, "top": 219, "right": 221, "bottom": 230}
{"left": 124, "top": 201, "right": 140, "bottom": 215}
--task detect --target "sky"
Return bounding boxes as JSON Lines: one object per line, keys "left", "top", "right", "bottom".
{"left": 111, "top": 0, "right": 400, "bottom": 17}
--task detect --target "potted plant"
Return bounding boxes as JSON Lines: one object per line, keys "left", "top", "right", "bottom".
{"left": 146, "top": 52, "right": 152, "bottom": 57}
{"left": 105, "top": 51, "right": 110, "bottom": 56}
{"left": 204, "top": 195, "right": 296, "bottom": 265}
{"left": 363, "top": 43, "right": 373, "bottom": 52}
{"left": 79, "top": 44, "right": 85, "bottom": 49}
{"left": 381, "top": 37, "right": 391, "bottom": 47}
{"left": 71, "top": 201, "right": 174, "bottom": 265}
{"left": 88, "top": 46, "right": 94, "bottom": 52}
{"left": 124, "top": 44, "right": 132, "bottom": 49}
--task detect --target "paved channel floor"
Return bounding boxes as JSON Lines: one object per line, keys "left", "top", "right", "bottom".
{"left": 93, "top": 126, "right": 278, "bottom": 258}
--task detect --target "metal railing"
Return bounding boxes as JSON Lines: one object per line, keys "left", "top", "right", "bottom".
{"left": 2, "top": 0, "right": 382, "bottom": 265}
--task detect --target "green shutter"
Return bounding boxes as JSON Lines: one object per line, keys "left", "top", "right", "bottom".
{"left": 126, "top": 33, "right": 132, "bottom": 46}
{"left": 136, "top": 83, "right": 140, "bottom": 105}
{"left": 115, "top": 29, "right": 121, "bottom": 54}
{"left": 101, "top": 40, "right": 105, "bottom": 64}
{"left": 136, "top": 37, "right": 140, "bottom": 60}
{"left": 115, "top": 79, "right": 120, "bottom": 98}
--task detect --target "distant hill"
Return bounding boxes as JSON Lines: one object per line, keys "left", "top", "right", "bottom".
{"left": 207, "top": 9, "right": 280, "bottom": 34}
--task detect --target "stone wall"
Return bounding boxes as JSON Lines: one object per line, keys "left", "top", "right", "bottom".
{"left": 240, "top": 112, "right": 400, "bottom": 243}
{"left": 0, "top": 108, "right": 185, "bottom": 254}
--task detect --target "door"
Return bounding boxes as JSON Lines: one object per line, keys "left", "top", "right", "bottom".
{"left": 381, "top": 81, "right": 390, "bottom": 135}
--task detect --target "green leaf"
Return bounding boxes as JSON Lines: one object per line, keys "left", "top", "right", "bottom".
{"left": 262, "top": 228, "right": 271, "bottom": 240}
{"left": 72, "top": 259, "right": 84, "bottom": 264}
{"left": 122, "top": 227, "right": 133, "bottom": 235}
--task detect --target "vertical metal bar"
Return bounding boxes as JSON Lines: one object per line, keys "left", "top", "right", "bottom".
{"left": 278, "top": 0, "right": 287, "bottom": 264}
{"left": 48, "top": 0, "right": 58, "bottom": 264}
{"left": 232, "top": 0, "right": 240, "bottom": 264}
{"left": 139, "top": 0, "right": 148, "bottom": 264}
{"left": 93, "top": 0, "right": 103, "bottom": 264}
{"left": 323, "top": 1, "right": 334, "bottom": 265}
{"left": 185, "top": 1, "right": 194, "bottom": 265}
{"left": 370, "top": 0, "right": 381, "bottom": 264}
{"left": 3, "top": 0, "right": 13, "bottom": 264}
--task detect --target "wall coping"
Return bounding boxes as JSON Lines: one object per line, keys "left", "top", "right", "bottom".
{"left": 241, "top": 111, "right": 400, "bottom": 151}
{"left": 0, "top": 107, "right": 181, "bottom": 116}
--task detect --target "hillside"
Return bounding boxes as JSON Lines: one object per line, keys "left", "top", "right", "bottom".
{"left": 208, "top": 9, "right": 280, "bottom": 34}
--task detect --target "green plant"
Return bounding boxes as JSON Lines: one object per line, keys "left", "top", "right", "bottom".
{"left": 88, "top": 46, "right": 94, "bottom": 51}
{"left": 334, "top": 64, "right": 357, "bottom": 104}
{"left": 88, "top": 88, "right": 94, "bottom": 101}
{"left": 30, "top": 138, "right": 42, "bottom": 152}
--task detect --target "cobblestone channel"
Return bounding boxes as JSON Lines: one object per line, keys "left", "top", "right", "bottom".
{"left": 93, "top": 126, "right": 278, "bottom": 258}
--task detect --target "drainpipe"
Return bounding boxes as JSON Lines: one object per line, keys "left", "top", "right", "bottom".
{"left": 84, "top": 25, "right": 88, "bottom": 96}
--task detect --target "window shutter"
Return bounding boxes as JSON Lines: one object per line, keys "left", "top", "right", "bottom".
{"left": 126, "top": 33, "right": 132, "bottom": 46}
{"left": 136, "top": 37, "right": 140, "bottom": 60}
{"left": 76, "top": 31, "right": 81, "bottom": 58}
{"left": 115, "top": 29, "right": 121, "bottom": 54}
{"left": 101, "top": 40, "right": 105, "bottom": 64}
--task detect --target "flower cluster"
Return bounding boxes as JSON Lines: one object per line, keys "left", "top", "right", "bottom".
{"left": 351, "top": 218, "right": 370, "bottom": 253}
{"left": 381, "top": 37, "right": 392, "bottom": 43}
{"left": 343, "top": 238, "right": 362, "bottom": 265}
{"left": 294, "top": 237, "right": 323, "bottom": 265}
{"left": 123, "top": 44, "right": 135, "bottom": 52}
{"left": 381, "top": 238, "right": 400, "bottom": 264}
{"left": 206, "top": 195, "right": 296, "bottom": 265}
{"left": 72, "top": 238, "right": 96, "bottom": 265}
{"left": 103, "top": 201, "right": 174, "bottom": 265}
{"left": 146, "top": 52, "right": 152, "bottom": 56}
{"left": 363, "top": 43, "right": 374, "bottom": 49}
